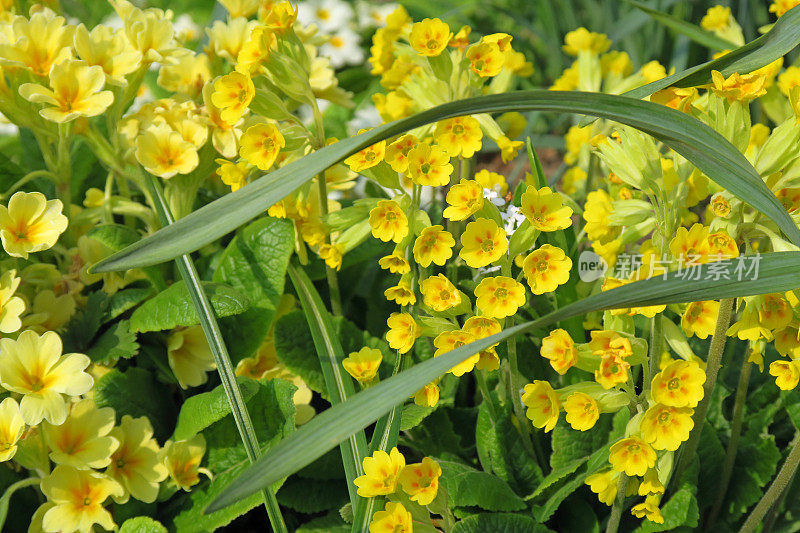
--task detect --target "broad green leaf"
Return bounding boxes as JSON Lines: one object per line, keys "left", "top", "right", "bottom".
{"left": 634, "top": 484, "right": 699, "bottom": 533}
{"left": 549, "top": 416, "right": 612, "bottom": 471}
{"left": 276, "top": 477, "right": 348, "bottom": 514}
{"left": 61, "top": 292, "right": 108, "bottom": 352}
{"left": 533, "top": 446, "right": 609, "bottom": 522}
{"left": 0, "top": 477, "right": 40, "bottom": 532}
{"left": 695, "top": 422, "right": 726, "bottom": 513}
{"left": 627, "top": 0, "right": 737, "bottom": 51}
{"left": 273, "top": 310, "right": 327, "bottom": 397}
{"left": 526, "top": 457, "right": 587, "bottom": 500}
{"left": 626, "top": 5, "right": 800, "bottom": 100}
{"left": 438, "top": 460, "right": 526, "bottom": 512}
{"left": 107, "top": 287, "right": 152, "bottom": 320}
{"left": 85, "top": 320, "right": 138, "bottom": 365}
{"left": 452, "top": 513, "right": 553, "bottom": 533}
{"left": 724, "top": 431, "right": 781, "bottom": 520}
{"left": 399, "top": 404, "right": 434, "bottom": 431}
{"left": 295, "top": 513, "right": 350, "bottom": 533}
{"left": 88, "top": 224, "right": 164, "bottom": 289}
{"left": 118, "top": 517, "right": 167, "bottom": 533}
{"left": 93, "top": 91, "right": 800, "bottom": 274}
{"left": 129, "top": 281, "right": 249, "bottom": 333}
{"left": 171, "top": 378, "right": 261, "bottom": 441}
{"left": 206, "top": 251, "right": 800, "bottom": 512}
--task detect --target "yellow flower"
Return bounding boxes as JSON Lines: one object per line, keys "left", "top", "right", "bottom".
{"left": 420, "top": 274, "right": 461, "bottom": 313}
{"left": 520, "top": 186, "right": 573, "bottom": 232}
{"left": 413, "top": 225, "right": 455, "bottom": 267}
{"left": 239, "top": 123, "right": 286, "bottom": 171}
{"left": 369, "top": 200, "right": 408, "bottom": 243}
{"left": 770, "top": 0, "right": 800, "bottom": 17}
{"left": 727, "top": 301, "right": 774, "bottom": 341}
{"left": 407, "top": 144, "right": 453, "bottom": 186}
{"left": 354, "top": 447, "right": 405, "bottom": 497}
{"left": 261, "top": 1, "right": 298, "bottom": 34}
{"left": 669, "top": 223, "right": 712, "bottom": 265}
{"left": 0, "top": 269, "right": 24, "bottom": 333}
{"left": 409, "top": 18, "right": 452, "bottom": 57}
{"left": 115, "top": 3, "right": 179, "bottom": 63}
{"left": 609, "top": 436, "right": 657, "bottom": 477}
{"left": 385, "top": 312, "right": 420, "bottom": 354}
{"left": 632, "top": 494, "right": 664, "bottom": 524}
{"left": 521, "top": 380, "right": 560, "bottom": 432}
{"left": 540, "top": 329, "right": 578, "bottom": 375}
{"left": 778, "top": 66, "right": 800, "bottom": 97}
{"left": 319, "top": 243, "right": 344, "bottom": 271}
{"left": 586, "top": 469, "right": 618, "bottom": 505}
{"left": 0, "top": 191, "right": 68, "bottom": 259}
{"left": 0, "top": 397, "right": 24, "bottom": 462}
{"left": 73, "top": 24, "right": 143, "bottom": 86}
{"left": 435, "top": 117, "right": 482, "bottom": 158}
{"left": 460, "top": 218, "right": 507, "bottom": 268}
{"left": 40, "top": 465, "right": 124, "bottom": 533}
{"left": 236, "top": 26, "right": 277, "bottom": 75}
{"left": 639, "top": 468, "right": 664, "bottom": 496}
{"left": 460, "top": 316, "right": 501, "bottom": 371}
{"left": 522, "top": 244, "right": 572, "bottom": 295}
{"left": 710, "top": 70, "right": 767, "bottom": 103}
{"left": 583, "top": 189, "right": 618, "bottom": 243}
{"left": 135, "top": 124, "right": 200, "bottom": 178}
{"left": 343, "top": 347, "right": 383, "bottom": 383}
{"left": 211, "top": 71, "right": 255, "bottom": 125}
{"left": 369, "top": 501, "right": 412, "bottom": 533}
{"left": 701, "top": 6, "right": 731, "bottom": 30}
{"left": 215, "top": 158, "right": 249, "bottom": 191}
{"left": 443, "top": 179, "right": 484, "bottom": 221}
{"left": 466, "top": 42, "right": 504, "bottom": 77}
{"left": 219, "top": 0, "right": 260, "bottom": 17}
{"left": 0, "top": 330, "right": 92, "bottom": 426}
{"left": 589, "top": 330, "right": 633, "bottom": 359}
{"left": 384, "top": 278, "right": 416, "bottom": 306}
{"left": 433, "top": 330, "right": 480, "bottom": 376}
{"left": 640, "top": 404, "right": 694, "bottom": 451}
{"left": 681, "top": 301, "right": 720, "bottom": 339}
{"left": 161, "top": 434, "right": 211, "bottom": 491}
{"left": 0, "top": 11, "right": 73, "bottom": 76}
{"left": 770, "top": 360, "right": 800, "bottom": 390}
{"left": 775, "top": 324, "right": 800, "bottom": 359}
{"left": 398, "top": 457, "right": 441, "bottom": 505}
{"left": 595, "top": 354, "right": 630, "bottom": 389}
{"left": 159, "top": 51, "right": 211, "bottom": 99}
{"left": 345, "top": 136, "right": 386, "bottom": 172}
{"left": 562, "top": 28, "right": 611, "bottom": 56}
{"left": 651, "top": 359, "right": 706, "bottom": 408}
{"left": 475, "top": 169, "right": 508, "bottom": 196}
{"left": 651, "top": 86, "right": 699, "bottom": 113}
{"left": 776, "top": 187, "right": 800, "bottom": 214}
{"left": 413, "top": 380, "right": 439, "bottom": 407}
{"left": 758, "top": 294, "right": 793, "bottom": 331}
{"left": 474, "top": 276, "right": 526, "bottom": 319}
{"left": 207, "top": 17, "right": 258, "bottom": 62}
{"left": 497, "top": 136, "right": 523, "bottom": 163}
{"left": 42, "top": 399, "right": 119, "bottom": 470}
{"left": 106, "top": 415, "right": 168, "bottom": 504}
{"left": 384, "top": 134, "right": 418, "bottom": 173}
{"left": 20, "top": 58, "right": 114, "bottom": 123}
{"left": 378, "top": 250, "right": 411, "bottom": 274}
{"left": 708, "top": 230, "right": 739, "bottom": 259}
{"left": 167, "top": 326, "right": 217, "bottom": 389}
{"left": 564, "top": 392, "right": 599, "bottom": 431}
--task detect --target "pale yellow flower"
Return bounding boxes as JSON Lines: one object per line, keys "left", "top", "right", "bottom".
{"left": 0, "top": 269, "right": 24, "bottom": 333}
{"left": 135, "top": 124, "right": 200, "bottom": 178}
{"left": 106, "top": 415, "right": 168, "bottom": 504}
{"left": 167, "top": 326, "right": 217, "bottom": 389}
{"left": 73, "top": 24, "right": 143, "bottom": 86}
{"left": 42, "top": 399, "right": 119, "bottom": 470}
{"left": 0, "top": 397, "right": 24, "bottom": 462}
{"left": 160, "top": 434, "right": 212, "bottom": 491}
{"left": 0, "top": 192, "right": 68, "bottom": 259}
{"left": 40, "top": 465, "right": 124, "bottom": 533}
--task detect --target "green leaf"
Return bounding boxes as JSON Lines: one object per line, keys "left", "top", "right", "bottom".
{"left": 438, "top": 460, "right": 526, "bottom": 512}
{"left": 0, "top": 477, "right": 40, "bottom": 532}
{"left": 724, "top": 431, "right": 781, "bottom": 520}
{"left": 549, "top": 417, "right": 611, "bottom": 471}
{"left": 527, "top": 457, "right": 588, "bottom": 500}
{"left": 85, "top": 320, "right": 138, "bottom": 365}
{"left": 634, "top": 484, "right": 699, "bottom": 533}
{"left": 93, "top": 90, "right": 800, "bottom": 274}
{"left": 295, "top": 512, "right": 350, "bottom": 533}
{"left": 452, "top": 513, "right": 553, "bottom": 533}
{"left": 206, "top": 251, "right": 800, "bottom": 512}
{"left": 88, "top": 224, "right": 165, "bottom": 289}
{"left": 400, "top": 404, "right": 435, "bottom": 431}
{"left": 61, "top": 291, "right": 108, "bottom": 352}
{"left": 93, "top": 367, "right": 176, "bottom": 441}
{"left": 118, "top": 517, "right": 167, "bottom": 533}
{"left": 626, "top": 0, "right": 737, "bottom": 51}
{"left": 107, "top": 288, "right": 152, "bottom": 320}
{"left": 277, "top": 476, "right": 348, "bottom": 514}
{"left": 129, "top": 281, "right": 249, "bottom": 333}
{"left": 273, "top": 310, "right": 327, "bottom": 396}
{"left": 172, "top": 377, "right": 262, "bottom": 441}
{"left": 625, "top": 5, "right": 800, "bottom": 100}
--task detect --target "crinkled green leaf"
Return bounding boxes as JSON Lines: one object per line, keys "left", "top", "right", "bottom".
{"left": 276, "top": 477, "right": 348, "bottom": 514}
{"left": 85, "top": 320, "right": 138, "bottom": 365}
{"left": 118, "top": 517, "right": 167, "bottom": 533}
{"left": 172, "top": 378, "right": 261, "bottom": 441}
{"left": 439, "top": 460, "right": 526, "bottom": 512}
{"left": 452, "top": 513, "right": 553, "bottom": 533}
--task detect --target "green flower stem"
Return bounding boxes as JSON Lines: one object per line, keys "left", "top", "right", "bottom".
{"left": 475, "top": 369, "right": 497, "bottom": 420}
{"left": 0, "top": 169, "right": 58, "bottom": 200}
{"left": 708, "top": 356, "right": 752, "bottom": 527}
{"left": 643, "top": 316, "right": 662, "bottom": 400}
{"left": 740, "top": 432, "right": 800, "bottom": 533}
{"left": 606, "top": 472, "right": 629, "bottom": 533}
{"left": 671, "top": 297, "right": 734, "bottom": 490}
{"left": 315, "top": 172, "right": 343, "bottom": 316}
{"left": 146, "top": 176, "right": 287, "bottom": 533}
{"left": 762, "top": 443, "right": 800, "bottom": 533}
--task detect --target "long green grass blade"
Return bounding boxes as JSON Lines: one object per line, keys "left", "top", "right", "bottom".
{"left": 205, "top": 251, "right": 800, "bottom": 513}
{"left": 625, "top": 4, "right": 800, "bottom": 99}
{"left": 146, "top": 177, "right": 287, "bottom": 533}
{"left": 91, "top": 91, "right": 800, "bottom": 275}
{"left": 287, "top": 263, "right": 368, "bottom": 509}
{"left": 626, "top": 0, "right": 737, "bottom": 51}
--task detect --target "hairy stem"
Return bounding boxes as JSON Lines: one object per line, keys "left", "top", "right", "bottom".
{"left": 606, "top": 473, "right": 629, "bottom": 533}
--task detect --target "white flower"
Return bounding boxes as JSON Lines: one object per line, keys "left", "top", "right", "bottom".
{"left": 357, "top": 2, "right": 397, "bottom": 27}
{"left": 320, "top": 27, "right": 364, "bottom": 68}
{"left": 502, "top": 204, "right": 527, "bottom": 236}
{"left": 173, "top": 14, "right": 200, "bottom": 42}
{"left": 298, "top": 0, "right": 353, "bottom": 33}
{"left": 347, "top": 105, "right": 381, "bottom": 134}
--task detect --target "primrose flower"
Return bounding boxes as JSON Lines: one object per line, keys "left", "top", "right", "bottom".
{"left": 443, "top": 179, "right": 484, "bottom": 221}
{"left": 106, "top": 415, "right": 168, "bottom": 504}
{"left": 540, "top": 329, "right": 578, "bottom": 374}
{"left": 161, "top": 434, "right": 212, "bottom": 491}
{"left": 385, "top": 312, "right": 420, "bottom": 354}
{"left": 369, "top": 200, "right": 408, "bottom": 243}
{"left": 708, "top": 231, "right": 739, "bottom": 259}
{"left": 521, "top": 380, "right": 560, "bottom": 432}
{"left": 239, "top": 123, "right": 286, "bottom": 171}
{"left": 475, "top": 169, "right": 508, "bottom": 196}
{"left": 631, "top": 494, "right": 664, "bottom": 524}
{"left": 342, "top": 347, "right": 383, "bottom": 383}
{"left": 0, "top": 269, "right": 24, "bottom": 333}
{"left": 369, "top": 501, "right": 412, "bottom": 533}
{"left": 595, "top": 353, "right": 630, "bottom": 389}
{"left": 0, "top": 330, "right": 92, "bottom": 426}
{"left": 434, "top": 330, "right": 480, "bottom": 376}
{"left": 20, "top": 59, "right": 114, "bottom": 123}
{"left": 384, "top": 278, "right": 416, "bottom": 306}
{"left": 521, "top": 186, "right": 573, "bottom": 232}
{"left": 398, "top": 457, "right": 441, "bottom": 505}
{"left": 40, "top": 466, "right": 124, "bottom": 533}
{"left": 262, "top": 1, "right": 298, "bottom": 33}
{"left": 409, "top": 18, "right": 451, "bottom": 56}
{"left": 384, "top": 134, "right": 418, "bottom": 173}
{"left": 0, "top": 397, "right": 24, "bottom": 462}
{"left": 609, "top": 436, "right": 656, "bottom": 477}
{"left": 710, "top": 70, "right": 767, "bottom": 104}
{"left": 770, "top": 360, "right": 800, "bottom": 390}
{"left": 378, "top": 250, "right": 411, "bottom": 274}
{"left": 589, "top": 330, "right": 633, "bottom": 360}
{"left": 681, "top": 301, "right": 720, "bottom": 339}
{"left": 354, "top": 447, "right": 405, "bottom": 497}
{"left": 771, "top": 0, "right": 800, "bottom": 17}
{"left": 167, "top": 326, "right": 217, "bottom": 389}
{"left": 467, "top": 41, "right": 504, "bottom": 77}
{"left": 758, "top": 294, "right": 793, "bottom": 331}
{"left": 42, "top": 399, "right": 119, "bottom": 470}
{"left": 651, "top": 359, "right": 706, "bottom": 408}
{"left": 406, "top": 143, "right": 453, "bottom": 186}
{"left": 211, "top": 71, "right": 255, "bottom": 124}
{"left": 640, "top": 403, "right": 694, "bottom": 451}
{"left": 522, "top": 244, "right": 572, "bottom": 295}
{"left": 414, "top": 380, "right": 440, "bottom": 407}
{"left": 583, "top": 189, "right": 618, "bottom": 243}
{"left": 319, "top": 243, "right": 344, "bottom": 271}
{"left": 73, "top": 24, "right": 143, "bottom": 86}
{"left": 459, "top": 218, "right": 508, "bottom": 268}
{"left": 207, "top": 17, "right": 258, "bottom": 62}
{"left": 562, "top": 28, "right": 611, "bottom": 55}
{"left": 564, "top": 392, "right": 600, "bottom": 431}
{"left": 639, "top": 469, "right": 664, "bottom": 496}
{"left": 413, "top": 225, "right": 455, "bottom": 267}
{"left": 474, "top": 276, "right": 526, "bottom": 319}
{"left": 775, "top": 324, "right": 800, "bottom": 359}
{"left": 700, "top": 6, "right": 731, "bottom": 30}
{"left": 0, "top": 191, "right": 68, "bottom": 259}
{"left": 462, "top": 317, "right": 502, "bottom": 371}
{"left": 219, "top": 0, "right": 260, "bottom": 18}
{"left": 215, "top": 159, "right": 249, "bottom": 191}
{"left": 345, "top": 136, "right": 386, "bottom": 172}
{"left": 586, "top": 469, "right": 618, "bottom": 505}
{"left": 435, "top": 116, "right": 483, "bottom": 158}
{"left": 669, "top": 224, "right": 712, "bottom": 266}
{"left": 420, "top": 274, "right": 461, "bottom": 313}
{"left": 135, "top": 124, "right": 200, "bottom": 178}
{"left": 0, "top": 11, "right": 73, "bottom": 76}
